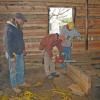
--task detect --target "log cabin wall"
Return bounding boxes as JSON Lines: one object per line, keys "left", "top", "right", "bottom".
{"left": 0, "top": 0, "right": 100, "bottom": 67}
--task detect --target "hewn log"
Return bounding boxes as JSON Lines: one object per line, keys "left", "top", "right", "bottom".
{"left": 67, "top": 65, "right": 91, "bottom": 95}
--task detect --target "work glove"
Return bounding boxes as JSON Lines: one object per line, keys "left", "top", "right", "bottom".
{"left": 59, "top": 52, "right": 64, "bottom": 56}
{"left": 11, "top": 53, "right": 16, "bottom": 62}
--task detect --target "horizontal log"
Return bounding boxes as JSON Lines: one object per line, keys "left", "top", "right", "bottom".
{"left": 0, "top": 4, "right": 100, "bottom": 17}
{"left": 88, "top": 0, "right": 100, "bottom": 4}
{"left": 78, "top": 28, "right": 100, "bottom": 33}
{"left": 1, "top": 24, "right": 100, "bottom": 32}
{"left": 0, "top": 1, "right": 47, "bottom": 8}
{"left": 0, "top": 31, "right": 100, "bottom": 38}
{"left": 23, "top": 30, "right": 47, "bottom": 35}
{"left": 26, "top": 19, "right": 48, "bottom": 24}
{"left": 0, "top": 5, "right": 48, "bottom": 13}
{"left": 76, "top": 7, "right": 100, "bottom": 16}
{"left": 1, "top": 0, "right": 100, "bottom": 4}
{"left": 67, "top": 65, "right": 91, "bottom": 95}
{"left": 0, "top": 0, "right": 85, "bottom": 3}
{"left": 76, "top": 12, "right": 100, "bottom": 17}
{"left": 68, "top": 84, "right": 85, "bottom": 96}
{"left": 73, "top": 43, "right": 85, "bottom": 49}
{"left": 25, "top": 44, "right": 39, "bottom": 49}
{"left": 0, "top": 11, "right": 48, "bottom": 15}
{"left": 23, "top": 23, "right": 47, "bottom": 28}
{"left": 24, "top": 42, "right": 100, "bottom": 50}
{"left": 0, "top": 0, "right": 100, "bottom": 8}
{"left": 24, "top": 35, "right": 43, "bottom": 39}
{"left": 76, "top": 18, "right": 100, "bottom": 28}
{"left": 89, "top": 41, "right": 100, "bottom": 48}
{"left": 1, "top": 25, "right": 100, "bottom": 33}
{"left": 0, "top": 18, "right": 48, "bottom": 25}
{"left": 0, "top": 14, "right": 48, "bottom": 21}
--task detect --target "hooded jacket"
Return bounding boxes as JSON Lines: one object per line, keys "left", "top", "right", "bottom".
{"left": 3, "top": 21, "right": 25, "bottom": 58}
{"left": 39, "top": 34, "right": 63, "bottom": 58}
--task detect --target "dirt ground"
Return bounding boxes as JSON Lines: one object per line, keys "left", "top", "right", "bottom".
{"left": 0, "top": 50, "right": 100, "bottom": 100}
{"left": 0, "top": 64, "right": 94, "bottom": 100}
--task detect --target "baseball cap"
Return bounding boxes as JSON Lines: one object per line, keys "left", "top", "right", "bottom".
{"left": 14, "top": 13, "right": 27, "bottom": 22}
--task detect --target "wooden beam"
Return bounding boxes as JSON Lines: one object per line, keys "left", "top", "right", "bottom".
{"left": 66, "top": 65, "right": 91, "bottom": 95}
{"left": 85, "top": 0, "right": 89, "bottom": 50}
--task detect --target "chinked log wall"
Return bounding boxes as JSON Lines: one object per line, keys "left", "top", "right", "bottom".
{"left": 0, "top": 0, "right": 100, "bottom": 67}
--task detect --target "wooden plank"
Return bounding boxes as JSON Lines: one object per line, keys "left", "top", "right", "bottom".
{"left": 24, "top": 35, "right": 43, "bottom": 39}
{"left": 23, "top": 29, "right": 48, "bottom": 36}
{"left": 89, "top": 41, "right": 100, "bottom": 46}
{"left": 1, "top": 30, "right": 100, "bottom": 37}
{"left": 88, "top": 42, "right": 100, "bottom": 50}
{"left": 73, "top": 42, "right": 85, "bottom": 49}
{"left": 76, "top": 18, "right": 100, "bottom": 28}
{"left": 27, "top": 19, "right": 48, "bottom": 24}
{"left": 25, "top": 44, "right": 39, "bottom": 49}
{"left": 68, "top": 84, "right": 85, "bottom": 96}
{"left": 0, "top": 6, "right": 34, "bottom": 12}
{"left": 0, "top": 0, "right": 85, "bottom": 3}
{"left": 1, "top": 20, "right": 100, "bottom": 31}
{"left": 0, "top": 30, "right": 47, "bottom": 36}
{"left": 76, "top": 7, "right": 100, "bottom": 16}
{"left": 0, "top": 12, "right": 48, "bottom": 15}
{"left": 66, "top": 65, "right": 91, "bottom": 95}
{"left": 1, "top": 24, "right": 100, "bottom": 33}
{"left": 73, "top": 41, "right": 100, "bottom": 50}
{"left": 0, "top": 19, "right": 48, "bottom": 24}
{"left": 24, "top": 23, "right": 47, "bottom": 28}
{"left": 76, "top": 12, "right": 100, "bottom": 17}
{"left": 0, "top": 1, "right": 47, "bottom": 7}
{"left": 0, "top": 6, "right": 48, "bottom": 13}
{"left": 0, "top": 0, "right": 99, "bottom": 4}
{"left": 88, "top": 0, "right": 100, "bottom": 4}
{"left": 91, "top": 60, "right": 100, "bottom": 64}
{"left": 47, "top": 2, "right": 84, "bottom": 7}
{"left": 78, "top": 28, "right": 100, "bottom": 33}
{"left": 0, "top": 0, "right": 100, "bottom": 5}
{"left": 0, "top": 14, "right": 48, "bottom": 21}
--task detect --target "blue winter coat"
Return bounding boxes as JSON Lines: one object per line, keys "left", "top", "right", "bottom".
{"left": 4, "top": 22, "right": 25, "bottom": 58}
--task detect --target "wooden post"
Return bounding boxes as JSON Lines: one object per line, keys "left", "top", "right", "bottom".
{"left": 72, "top": 7, "right": 76, "bottom": 25}
{"left": 85, "top": 0, "right": 88, "bottom": 50}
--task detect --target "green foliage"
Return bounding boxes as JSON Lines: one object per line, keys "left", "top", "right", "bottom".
{"left": 61, "top": 17, "right": 72, "bottom": 24}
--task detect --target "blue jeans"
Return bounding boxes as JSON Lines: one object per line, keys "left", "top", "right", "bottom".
{"left": 63, "top": 47, "right": 72, "bottom": 61}
{"left": 60, "top": 47, "right": 72, "bottom": 68}
{"left": 8, "top": 54, "right": 25, "bottom": 87}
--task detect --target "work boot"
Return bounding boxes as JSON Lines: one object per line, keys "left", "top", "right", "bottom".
{"left": 12, "top": 87, "right": 21, "bottom": 93}
{"left": 19, "top": 82, "right": 31, "bottom": 88}
{"left": 50, "top": 72, "right": 59, "bottom": 77}
{"left": 47, "top": 75, "right": 54, "bottom": 79}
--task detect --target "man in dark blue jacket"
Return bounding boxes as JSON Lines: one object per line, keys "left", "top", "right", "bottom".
{"left": 4, "top": 13, "right": 30, "bottom": 93}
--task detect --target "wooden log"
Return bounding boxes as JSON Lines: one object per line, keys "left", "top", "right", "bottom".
{"left": 0, "top": 0, "right": 85, "bottom": 3}
{"left": 68, "top": 84, "right": 85, "bottom": 96}
{"left": 66, "top": 65, "right": 91, "bottom": 95}
{"left": 91, "top": 60, "right": 100, "bottom": 64}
